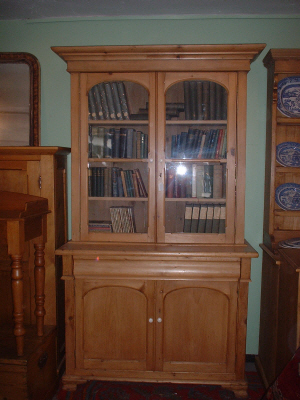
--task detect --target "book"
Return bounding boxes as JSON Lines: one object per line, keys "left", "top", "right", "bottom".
{"left": 110, "top": 81, "right": 123, "bottom": 120}
{"left": 109, "top": 206, "right": 135, "bottom": 233}
{"left": 202, "top": 81, "right": 210, "bottom": 120}
{"left": 166, "top": 165, "right": 176, "bottom": 198}
{"left": 189, "top": 81, "right": 197, "bottom": 120}
{"left": 104, "top": 82, "right": 116, "bottom": 119}
{"left": 184, "top": 81, "right": 191, "bottom": 120}
{"left": 209, "top": 81, "right": 216, "bottom": 120}
{"left": 203, "top": 165, "right": 213, "bottom": 198}
{"left": 88, "top": 89, "right": 97, "bottom": 120}
{"left": 213, "top": 164, "right": 223, "bottom": 199}
{"left": 197, "top": 204, "right": 208, "bottom": 233}
{"left": 196, "top": 81, "right": 203, "bottom": 120}
{"left": 212, "top": 204, "right": 221, "bottom": 233}
{"left": 134, "top": 168, "right": 148, "bottom": 197}
{"left": 195, "top": 164, "right": 205, "bottom": 198}
{"left": 126, "top": 128, "right": 134, "bottom": 158}
{"left": 191, "top": 204, "right": 200, "bottom": 233}
{"left": 89, "top": 221, "right": 112, "bottom": 232}
{"left": 183, "top": 203, "right": 193, "bottom": 232}
{"left": 116, "top": 81, "right": 130, "bottom": 120}
{"left": 92, "top": 85, "right": 104, "bottom": 120}
{"left": 219, "top": 204, "right": 226, "bottom": 233}
{"left": 119, "top": 128, "right": 127, "bottom": 158}
{"left": 98, "top": 83, "right": 110, "bottom": 119}
{"left": 215, "top": 83, "right": 222, "bottom": 120}
{"left": 205, "top": 204, "right": 214, "bottom": 233}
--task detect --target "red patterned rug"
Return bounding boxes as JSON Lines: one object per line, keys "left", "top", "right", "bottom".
{"left": 53, "top": 371, "right": 266, "bottom": 400}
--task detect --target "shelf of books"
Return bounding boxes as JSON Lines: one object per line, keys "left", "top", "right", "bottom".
{"left": 87, "top": 80, "right": 152, "bottom": 237}
{"left": 163, "top": 79, "right": 228, "bottom": 238}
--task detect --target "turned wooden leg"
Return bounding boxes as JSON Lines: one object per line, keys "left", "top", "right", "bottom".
{"left": 11, "top": 254, "right": 26, "bottom": 357}
{"left": 34, "top": 242, "right": 46, "bottom": 336}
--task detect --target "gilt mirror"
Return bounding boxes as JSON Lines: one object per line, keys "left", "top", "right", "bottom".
{"left": 0, "top": 52, "right": 40, "bottom": 146}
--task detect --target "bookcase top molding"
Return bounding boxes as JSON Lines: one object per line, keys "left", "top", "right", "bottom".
{"left": 263, "top": 48, "right": 300, "bottom": 73}
{"left": 52, "top": 44, "right": 266, "bottom": 73}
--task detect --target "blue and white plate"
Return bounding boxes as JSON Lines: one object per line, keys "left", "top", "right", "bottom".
{"left": 278, "top": 237, "right": 300, "bottom": 248}
{"left": 276, "top": 142, "right": 300, "bottom": 167}
{"left": 277, "top": 76, "right": 300, "bottom": 118}
{"left": 275, "top": 183, "right": 300, "bottom": 211}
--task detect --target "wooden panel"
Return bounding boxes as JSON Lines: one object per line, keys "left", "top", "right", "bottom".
{"left": 157, "top": 280, "right": 237, "bottom": 373}
{"left": 76, "top": 279, "right": 155, "bottom": 371}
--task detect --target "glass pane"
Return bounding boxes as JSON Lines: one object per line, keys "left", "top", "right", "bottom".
{"left": 87, "top": 80, "right": 149, "bottom": 235}
{"left": 165, "top": 80, "right": 227, "bottom": 235}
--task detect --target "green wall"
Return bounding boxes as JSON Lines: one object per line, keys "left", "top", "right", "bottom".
{"left": 1, "top": 15, "right": 300, "bottom": 354}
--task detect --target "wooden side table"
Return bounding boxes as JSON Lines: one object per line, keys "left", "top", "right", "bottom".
{"left": 0, "top": 191, "right": 49, "bottom": 356}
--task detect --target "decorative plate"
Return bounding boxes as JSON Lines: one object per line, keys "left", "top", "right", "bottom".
{"left": 276, "top": 142, "right": 300, "bottom": 167}
{"left": 278, "top": 237, "right": 300, "bottom": 248}
{"left": 277, "top": 76, "right": 300, "bottom": 118}
{"left": 275, "top": 183, "right": 300, "bottom": 210}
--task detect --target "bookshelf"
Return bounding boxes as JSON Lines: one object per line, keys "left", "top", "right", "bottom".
{"left": 53, "top": 44, "right": 264, "bottom": 396}
{"left": 257, "top": 49, "right": 300, "bottom": 387}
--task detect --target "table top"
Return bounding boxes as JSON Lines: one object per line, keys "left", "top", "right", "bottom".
{"left": 0, "top": 191, "right": 49, "bottom": 219}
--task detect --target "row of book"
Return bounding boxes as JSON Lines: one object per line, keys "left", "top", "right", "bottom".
{"left": 183, "top": 203, "right": 226, "bottom": 233}
{"left": 110, "top": 206, "right": 136, "bottom": 233}
{"left": 166, "top": 164, "right": 225, "bottom": 199}
{"left": 183, "top": 80, "right": 227, "bottom": 121}
{"left": 88, "top": 81, "right": 130, "bottom": 121}
{"left": 89, "top": 126, "right": 148, "bottom": 159}
{"left": 170, "top": 128, "right": 226, "bottom": 160}
{"left": 88, "top": 167, "right": 148, "bottom": 198}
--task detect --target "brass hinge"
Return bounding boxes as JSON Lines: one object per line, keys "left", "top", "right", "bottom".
{"left": 39, "top": 176, "right": 42, "bottom": 189}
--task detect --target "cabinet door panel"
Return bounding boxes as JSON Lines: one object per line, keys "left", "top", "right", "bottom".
{"left": 156, "top": 280, "right": 237, "bottom": 373}
{"left": 76, "top": 279, "right": 155, "bottom": 371}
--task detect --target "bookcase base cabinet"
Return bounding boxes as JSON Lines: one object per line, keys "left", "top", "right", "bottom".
{"left": 57, "top": 242, "right": 257, "bottom": 398}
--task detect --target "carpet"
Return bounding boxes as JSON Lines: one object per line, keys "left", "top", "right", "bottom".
{"left": 53, "top": 371, "right": 266, "bottom": 400}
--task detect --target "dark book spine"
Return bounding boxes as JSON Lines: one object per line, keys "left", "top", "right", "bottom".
{"left": 88, "top": 167, "right": 92, "bottom": 197}
{"left": 196, "top": 81, "right": 203, "bottom": 120}
{"left": 98, "top": 83, "right": 110, "bottom": 119}
{"left": 209, "top": 81, "right": 216, "bottom": 120}
{"left": 215, "top": 83, "right": 222, "bottom": 120}
{"left": 88, "top": 90, "right": 97, "bottom": 120}
{"left": 184, "top": 81, "right": 191, "bottom": 120}
{"left": 202, "top": 81, "right": 210, "bottom": 120}
{"left": 113, "top": 128, "right": 120, "bottom": 158}
{"left": 116, "top": 81, "right": 130, "bottom": 120}
{"left": 111, "top": 167, "right": 119, "bottom": 197}
{"left": 189, "top": 81, "right": 197, "bottom": 120}
{"left": 186, "top": 128, "right": 195, "bottom": 159}
{"left": 110, "top": 82, "right": 123, "bottom": 120}
{"left": 221, "top": 86, "right": 228, "bottom": 120}
{"left": 171, "top": 135, "right": 177, "bottom": 158}
{"left": 104, "top": 129, "right": 114, "bottom": 158}
{"left": 119, "top": 128, "right": 127, "bottom": 158}
{"left": 126, "top": 128, "right": 134, "bottom": 159}
{"left": 104, "top": 82, "right": 116, "bottom": 120}
{"left": 180, "top": 131, "right": 188, "bottom": 158}
{"left": 92, "top": 85, "right": 104, "bottom": 120}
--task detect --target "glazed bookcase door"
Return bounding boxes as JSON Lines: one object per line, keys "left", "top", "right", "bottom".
{"left": 156, "top": 72, "right": 236, "bottom": 244}
{"left": 80, "top": 73, "right": 156, "bottom": 242}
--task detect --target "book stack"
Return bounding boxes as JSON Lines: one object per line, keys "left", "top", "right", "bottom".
{"left": 110, "top": 206, "right": 135, "bottom": 233}
{"left": 183, "top": 80, "right": 227, "bottom": 121}
{"left": 170, "top": 128, "right": 226, "bottom": 159}
{"left": 88, "top": 81, "right": 130, "bottom": 121}
{"left": 183, "top": 203, "right": 226, "bottom": 233}
{"left": 89, "top": 126, "right": 148, "bottom": 159}
{"left": 88, "top": 221, "right": 113, "bottom": 232}
{"left": 166, "top": 163, "right": 225, "bottom": 199}
{"left": 88, "top": 167, "right": 147, "bottom": 198}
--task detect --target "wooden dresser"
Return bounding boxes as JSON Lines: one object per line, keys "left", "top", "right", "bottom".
{"left": 0, "top": 146, "right": 70, "bottom": 373}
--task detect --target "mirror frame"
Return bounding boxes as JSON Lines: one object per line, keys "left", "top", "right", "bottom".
{"left": 0, "top": 52, "right": 40, "bottom": 146}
